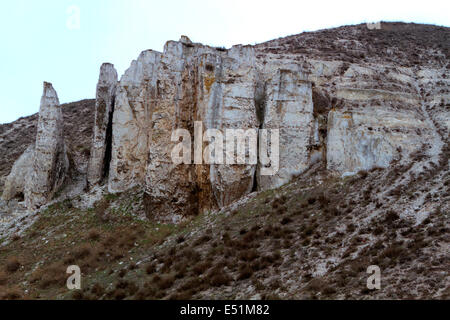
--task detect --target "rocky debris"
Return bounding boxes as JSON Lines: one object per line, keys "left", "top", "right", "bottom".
{"left": 25, "top": 82, "right": 69, "bottom": 210}
{"left": 87, "top": 63, "right": 118, "bottom": 187}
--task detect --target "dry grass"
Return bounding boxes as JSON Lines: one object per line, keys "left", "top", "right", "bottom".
{"left": 5, "top": 257, "right": 21, "bottom": 273}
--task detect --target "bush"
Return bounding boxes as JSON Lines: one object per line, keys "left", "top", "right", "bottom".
{"left": 385, "top": 210, "right": 399, "bottom": 222}
{"left": 5, "top": 257, "right": 21, "bottom": 273}
{"left": 1, "top": 288, "right": 22, "bottom": 300}
{"left": 281, "top": 217, "right": 293, "bottom": 225}
{"left": 87, "top": 229, "right": 101, "bottom": 241}
{"left": 73, "top": 244, "right": 93, "bottom": 260}
{"left": 210, "top": 272, "right": 232, "bottom": 287}
{"left": 0, "top": 271, "right": 7, "bottom": 285}
{"left": 145, "top": 263, "right": 156, "bottom": 275}
{"left": 238, "top": 266, "right": 253, "bottom": 280}
{"left": 157, "top": 275, "right": 175, "bottom": 290}
{"left": 95, "top": 199, "right": 110, "bottom": 221}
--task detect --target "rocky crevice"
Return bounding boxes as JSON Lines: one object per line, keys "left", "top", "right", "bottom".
{"left": 87, "top": 63, "right": 118, "bottom": 187}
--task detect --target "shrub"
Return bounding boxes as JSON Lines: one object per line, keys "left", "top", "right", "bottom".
{"left": 5, "top": 257, "right": 21, "bottom": 273}
{"left": 238, "top": 249, "right": 259, "bottom": 262}
{"left": 145, "top": 263, "right": 156, "bottom": 275}
{"left": 91, "top": 283, "right": 105, "bottom": 297}
{"left": 372, "top": 226, "right": 384, "bottom": 236}
{"left": 193, "top": 261, "right": 211, "bottom": 275}
{"left": 385, "top": 210, "right": 399, "bottom": 223}
{"left": 87, "top": 229, "right": 101, "bottom": 241}
{"left": 358, "top": 170, "right": 368, "bottom": 179}
{"left": 281, "top": 217, "right": 293, "bottom": 225}
{"left": 73, "top": 243, "right": 93, "bottom": 260}
{"left": 95, "top": 199, "right": 110, "bottom": 221}
{"left": 30, "top": 262, "right": 67, "bottom": 289}
{"left": 306, "top": 278, "right": 326, "bottom": 292}
{"left": 237, "top": 266, "right": 253, "bottom": 280}
{"left": 194, "top": 235, "right": 211, "bottom": 246}
{"left": 322, "top": 286, "right": 337, "bottom": 295}
{"left": 0, "top": 271, "right": 7, "bottom": 285}
{"left": 210, "top": 272, "right": 232, "bottom": 287}
{"left": 157, "top": 275, "right": 175, "bottom": 290}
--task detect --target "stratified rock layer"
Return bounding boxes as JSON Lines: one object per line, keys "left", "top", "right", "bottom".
{"left": 102, "top": 23, "right": 448, "bottom": 221}
{"left": 258, "top": 70, "right": 314, "bottom": 190}
{"left": 25, "top": 82, "right": 69, "bottom": 209}
{"left": 87, "top": 63, "right": 118, "bottom": 187}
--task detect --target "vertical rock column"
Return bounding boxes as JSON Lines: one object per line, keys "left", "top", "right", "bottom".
{"left": 109, "top": 50, "right": 161, "bottom": 193}
{"left": 144, "top": 41, "right": 199, "bottom": 221}
{"left": 25, "top": 82, "right": 69, "bottom": 209}
{"left": 87, "top": 63, "right": 118, "bottom": 187}
{"left": 202, "top": 46, "right": 260, "bottom": 207}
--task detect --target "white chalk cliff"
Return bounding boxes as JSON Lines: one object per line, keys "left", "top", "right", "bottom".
{"left": 2, "top": 24, "right": 449, "bottom": 220}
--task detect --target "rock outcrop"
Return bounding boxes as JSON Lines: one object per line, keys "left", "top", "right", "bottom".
{"left": 25, "top": 82, "right": 69, "bottom": 209}
{"left": 87, "top": 63, "right": 118, "bottom": 187}
{"left": 90, "top": 23, "right": 448, "bottom": 221}
{"left": 258, "top": 70, "right": 314, "bottom": 190}
{"left": 108, "top": 42, "right": 262, "bottom": 220}
{"left": 1, "top": 23, "right": 447, "bottom": 219}
{"left": 1, "top": 145, "right": 34, "bottom": 201}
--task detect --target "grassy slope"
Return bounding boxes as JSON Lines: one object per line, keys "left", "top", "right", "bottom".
{"left": 0, "top": 153, "right": 448, "bottom": 299}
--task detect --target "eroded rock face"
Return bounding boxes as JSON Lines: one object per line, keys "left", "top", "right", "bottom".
{"left": 109, "top": 50, "right": 162, "bottom": 193}
{"left": 100, "top": 24, "right": 449, "bottom": 220}
{"left": 202, "top": 46, "right": 259, "bottom": 208}
{"left": 112, "top": 42, "right": 262, "bottom": 220}
{"left": 25, "top": 82, "right": 69, "bottom": 209}
{"left": 258, "top": 70, "right": 314, "bottom": 190}
{"left": 326, "top": 105, "right": 430, "bottom": 174}
{"left": 1, "top": 145, "right": 34, "bottom": 201}
{"left": 87, "top": 63, "right": 118, "bottom": 187}
{"left": 1, "top": 23, "right": 446, "bottom": 223}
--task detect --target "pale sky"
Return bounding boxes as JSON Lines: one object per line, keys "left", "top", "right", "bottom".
{"left": 0, "top": 0, "right": 448, "bottom": 123}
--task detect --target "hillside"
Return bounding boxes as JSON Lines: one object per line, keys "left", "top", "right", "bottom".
{"left": 0, "top": 22, "right": 448, "bottom": 300}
